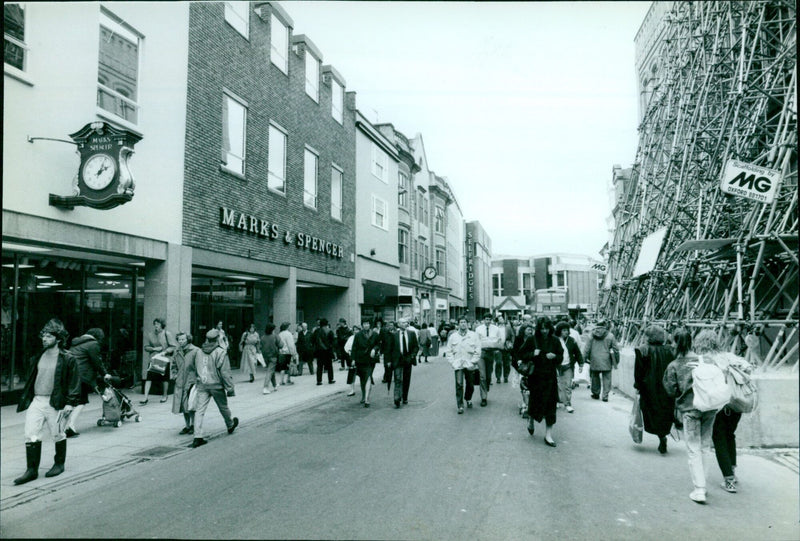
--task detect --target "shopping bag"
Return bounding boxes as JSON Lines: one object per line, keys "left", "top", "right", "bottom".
{"left": 255, "top": 352, "right": 266, "bottom": 367}
{"left": 186, "top": 384, "right": 198, "bottom": 412}
{"left": 629, "top": 393, "right": 644, "bottom": 444}
{"left": 148, "top": 353, "right": 171, "bottom": 375}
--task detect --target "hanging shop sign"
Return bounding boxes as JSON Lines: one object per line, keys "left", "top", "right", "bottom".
{"left": 49, "top": 122, "right": 142, "bottom": 210}
{"left": 465, "top": 231, "right": 474, "bottom": 300}
{"left": 720, "top": 160, "right": 783, "bottom": 204}
{"left": 219, "top": 207, "right": 344, "bottom": 259}
{"left": 435, "top": 298, "right": 448, "bottom": 311}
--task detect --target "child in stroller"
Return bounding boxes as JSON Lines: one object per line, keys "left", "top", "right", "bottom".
{"left": 97, "top": 375, "right": 141, "bottom": 427}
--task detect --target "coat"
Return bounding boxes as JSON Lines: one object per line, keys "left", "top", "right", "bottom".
{"left": 69, "top": 334, "right": 107, "bottom": 386}
{"left": 557, "top": 336, "right": 584, "bottom": 374}
{"left": 445, "top": 330, "right": 481, "bottom": 371}
{"left": 17, "top": 349, "right": 81, "bottom": 412}
{"left": 351, "top": 331, "right": 378, "bottom": 365}
{"left": 514, "top": 334, "right": 563, "bottom": 423}
{"left": 583, "top": 326, "right": 619, "bottom": 371}
{"left": 172, "top": 343, "right": 199, "bottom": 414}
{"left": 634, "top": 344, "right": 675, "bottom": 436}
{"left": 386, "top": 329, "right": 419, "bottom": 367}
{"left": 194, "top": 341, "right": 234, "bottom": 393}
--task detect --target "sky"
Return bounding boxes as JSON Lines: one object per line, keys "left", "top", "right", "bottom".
{"left": 281, "top": 1, "right": 653, "bottom": 259}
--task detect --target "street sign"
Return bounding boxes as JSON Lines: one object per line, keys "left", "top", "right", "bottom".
{"left": 720, "top": 160, "right": 783, "bottom": 204}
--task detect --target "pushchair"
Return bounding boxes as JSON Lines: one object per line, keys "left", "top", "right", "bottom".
{"left": 97, "top": 376, "right": 141, "bottom": 427}
{"left": 510, "top": 368, "right": 530, "bottom": 418}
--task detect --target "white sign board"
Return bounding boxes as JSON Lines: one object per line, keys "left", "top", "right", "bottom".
{"left": 720, "top": 160, "right": 782, "bottom": 204}
{"left": 632, "top": 227, "right": 667, "bottom": 277}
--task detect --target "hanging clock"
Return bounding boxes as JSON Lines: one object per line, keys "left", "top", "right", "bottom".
{"left": 49, "top": 121, "right": 142, "bottom": 210}
{"left": 422, "top": 266, "right": 438, "bottom": 281}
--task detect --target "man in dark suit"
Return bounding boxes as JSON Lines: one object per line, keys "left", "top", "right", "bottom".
{"left": 387, "top": 319, "right": 419, "bottom": 408}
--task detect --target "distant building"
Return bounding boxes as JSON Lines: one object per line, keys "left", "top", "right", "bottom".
{"left": 492, "top": 254, "right": 602, "bottom": 319}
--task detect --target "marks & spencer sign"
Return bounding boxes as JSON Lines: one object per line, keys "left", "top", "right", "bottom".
{"left": 219, "top": 207, "right": 344, "bottom": 259}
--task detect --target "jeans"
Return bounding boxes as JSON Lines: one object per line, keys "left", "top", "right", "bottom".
{"left": 494, "top": 350, "right": 511, "bottom": 382}
{"left": 557, "top": 367, "right": 574, "bottom": 406}
{"left": 478, "top": 349, "right": 497, "bottom": 400}
{"left": 316, "top": 352, "right": 334, "bottom": 383}
{"left": 393, "top": 363, "right": 412, "bottom": 403}
{"left": 193, "top": 387, "right": 234, "bottom": 439}
{"left": 590, "top": 369, "right": 612, "bottom": 399}
{"left": 713, "top": 407, "right": 742, "bottom": 478}
{"left": 25, "top": 396, "right": 66, "bottom": 443}
{"left": 682, "top": 409, "right": 717, "bottom": 490}
{"left": 263, "top": 357, "right": 277, "bottom": 389}
{"left": 454, "top": 369, "right": 476, "bottom": 408}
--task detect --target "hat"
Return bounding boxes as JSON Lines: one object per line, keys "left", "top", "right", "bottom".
{"left": 206, "top": 329, "right": 220, "bottom": 340}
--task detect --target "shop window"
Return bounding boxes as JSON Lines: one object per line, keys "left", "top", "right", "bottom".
{"left": 224, "top": 1, "right": 249, "bottom": 39}
{"left": 267, "top": 124, "right": 286, "bottom": 193}
{"left": 304, "top": 148, "right": 318, "bottom": 209}
{"left": 372, "top": 195, "right": 388, "bottom": 230}
{"left": 331, "top": 79, "right": 343, "bottom": 123}
{"left": 97, "top": 11, "right": 140, "bottom": 125}
{"left": 331, "top": 166, "right": 342, "bottom": 220}
{"left": 222, "top": 92, "right": 247, "bottom": 176}
{"left": 305, "top": 49, "right": 319, "bottom": 102}
{"left": 4, "top": 3, "right": 26, "bottom": 72}
{"left": 1, "top": 254, "right": 142, "bottom": 396}
{"left": 270, "top": 13, "right": 288, "bottom": 74}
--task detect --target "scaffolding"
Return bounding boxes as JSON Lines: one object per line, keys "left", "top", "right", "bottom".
{"left": 600, "top": 1, "right": 798, "bottom": 372}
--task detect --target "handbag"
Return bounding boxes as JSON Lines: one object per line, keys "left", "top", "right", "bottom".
{"left": 186, "top": 384, "right": 198, "bottom": 412}
{"left": 516, "top": 360, "right": 534, "bottom": 377}
{"left": 629, "top": 392, "right": 644, "bottom": 444}
{"left": 726, "top": 364, "right": 757, "bottom": 413}
{"left": 148, "top": 353, "right": 171, "bottom": 375}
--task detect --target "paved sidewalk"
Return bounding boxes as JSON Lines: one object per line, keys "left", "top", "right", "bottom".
{"left": 0, "top": 361, "right": 391, "bottom": 507}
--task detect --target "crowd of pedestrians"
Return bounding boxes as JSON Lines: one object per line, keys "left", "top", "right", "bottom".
{"left": 12, "top": 312, "right": 756, "bottom": 508}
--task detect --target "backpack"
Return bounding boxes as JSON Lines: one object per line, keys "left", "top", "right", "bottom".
{"left": 690, "top": 356, "right": 732, "bottom": 412}
{"left": 725, "top": 363, "right": 757, "bottom": 413}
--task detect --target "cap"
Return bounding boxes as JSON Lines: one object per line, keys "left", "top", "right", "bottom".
{"left": 206, "top": 329, "right": 220, "bottom": 340}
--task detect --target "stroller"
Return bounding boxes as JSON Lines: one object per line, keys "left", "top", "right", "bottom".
{"left": 510, "top": 367, "right": 530, "bottom": 418}
{"left": 97, "top": 376, "right": 141, "bottom": 427}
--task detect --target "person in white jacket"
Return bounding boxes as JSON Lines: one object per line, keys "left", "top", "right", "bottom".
{"left": 446, "top": 317, "right": 482, "bottom": 414}
{"left": 277, "top": 323, "right": 298, "bottom": 386}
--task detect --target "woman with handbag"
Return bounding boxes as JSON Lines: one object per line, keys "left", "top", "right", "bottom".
{"left": 513, "top": 317, "right": 563, "bottom": 447}
{"left": 239, "top": 324, "right": 260, "bottom": 383}
{"left": 140, "top": 318, "right": 176, "bottom": 405}
{"left": 172, "top": 332, "right": 199, "bottom": 434}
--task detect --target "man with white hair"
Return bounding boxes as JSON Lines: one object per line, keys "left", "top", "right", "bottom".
{"left": 387, "top": 319, "right": 419, "bottom": 408}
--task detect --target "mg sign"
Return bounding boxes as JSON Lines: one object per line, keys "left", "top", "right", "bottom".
{"left": 720, "top": 160, "right": 782, "bottom": 204}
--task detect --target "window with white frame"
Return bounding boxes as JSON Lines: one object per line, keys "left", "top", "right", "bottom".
{"left": 97, "top": 12, "right": 140, "bottom": 124}
{"left": 305, "top": 49, "right": 319, "bottom": 102}
{"left": 4, "top": 3, "right": 26, "bottom": 72}
{"left": 398, "top": 172, "right": 408, "bottom": 207}
{"left": 270, "top": 13, "right": 288, "bottom": 74}
{"left": 436, "top": 248, "right": 445, "bottom": 276}
{"left": 371, "top": 143, "right": 388, "bottom": 182}
{"left": 398, "top": 229, "right": 409, "bottom": 264}
{"left": 267, "top": 124, "right": 286, "bottom": 192}
{"left": 331, "top": 79, "right": 343, "bottom": 123}
{"left": 224, "top": 1, "right": 249, "bottom": 38}
{"left": 331, "top": 166, "right": 342, "bottom": 220}
{"left": 222, "top": 93, "right": 247, "bottom": 175}
{"left": 303, "top": 149, "right": 318, "bottom": 209}
{"left": 493, "top": 274, "right": 503, "bottom": 297}
{"left": 372, "top": 195, "right": 388, "bottom": 230}
{"left": 522, "top": 273, "right": 533, "bottom": 298}
{"left": 434, "top": 206, "right": 445, "bottom": 233}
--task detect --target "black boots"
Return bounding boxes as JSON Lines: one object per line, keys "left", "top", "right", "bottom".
{"left": 658, "top": 436, "right": 668, "bottom": 454}
{"left": 14, "top": 441, "right": 42, "bottom": 485}
{"left": 45, "top": 439, "right": 67, "bottom": 477}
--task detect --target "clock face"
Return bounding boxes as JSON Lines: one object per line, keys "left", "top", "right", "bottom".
{"left": 82, "top": 154, "right": 117, "bottom": 191}
{"left": 423, "top": 266, "right": 437, "bottom": 280}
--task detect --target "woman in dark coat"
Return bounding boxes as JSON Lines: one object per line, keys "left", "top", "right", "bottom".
{"left": 633, "top": 324, "right": 675, "bottom": 454}
{"left": 513, "top": 317, "right": 563, "bottom": 447}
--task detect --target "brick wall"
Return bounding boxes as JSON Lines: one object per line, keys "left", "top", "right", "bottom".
{"left": 183, "top": 2, "right": 356, "bottom": 278}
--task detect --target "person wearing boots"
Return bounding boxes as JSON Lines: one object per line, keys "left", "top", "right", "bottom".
{"left": 14, "top": 318, "right": 81, "bottom": 485}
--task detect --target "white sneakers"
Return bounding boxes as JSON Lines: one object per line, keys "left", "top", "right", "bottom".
{"left": 262, "top": 388, "right": 270, "bottom": 395}
{"left": 689, "top": 488, "right": 707, "bottom": 503}
{"left": 566, "top": 406, "right": 575, "bottom": 413}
